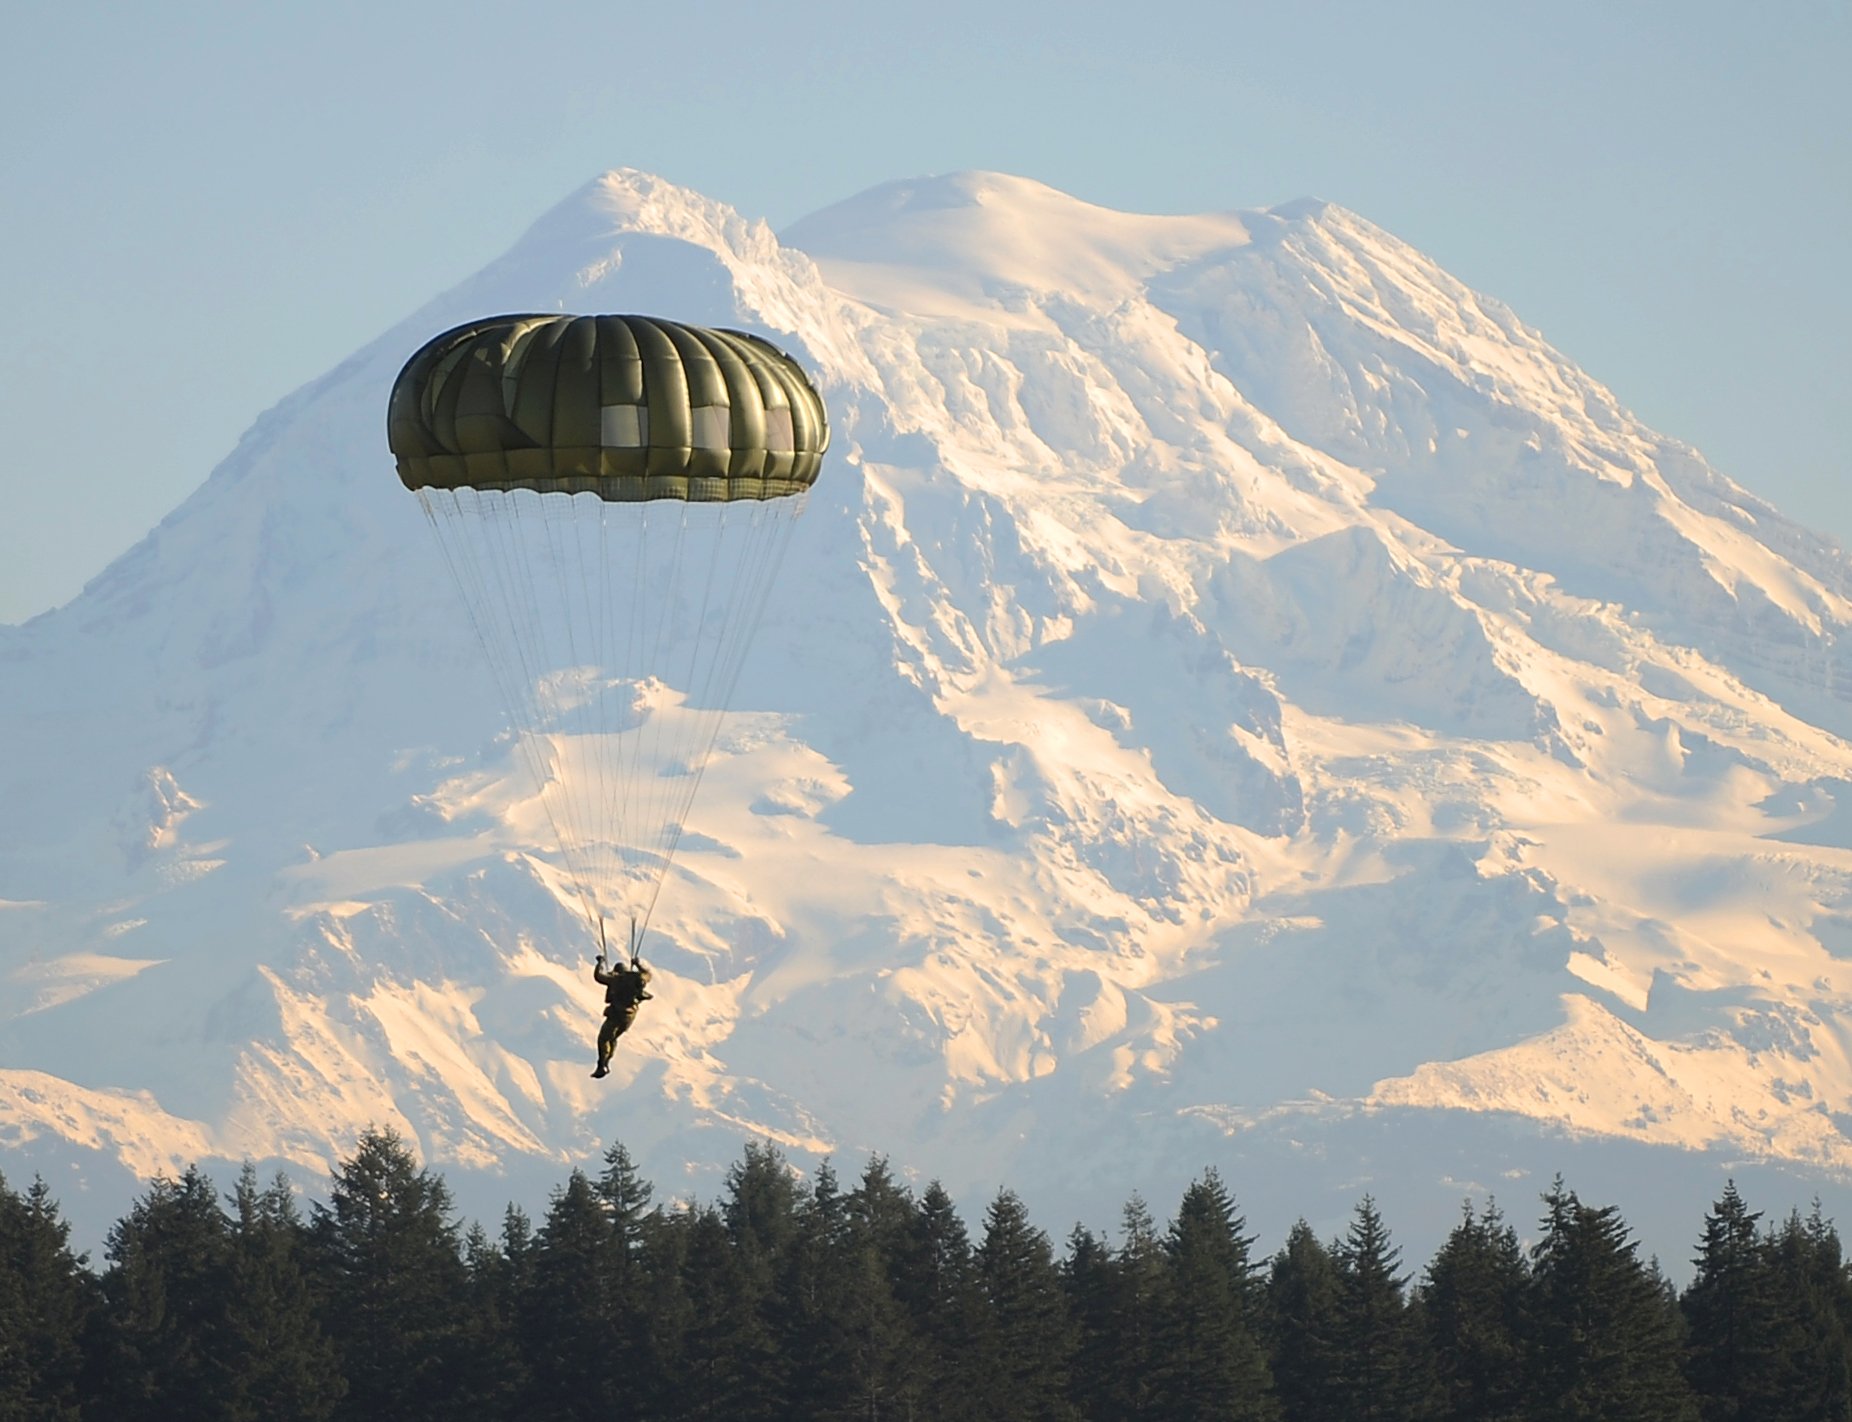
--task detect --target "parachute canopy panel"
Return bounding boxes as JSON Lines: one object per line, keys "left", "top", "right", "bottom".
{"left": 388, "top": 314, "right": 829, "bottom": 502}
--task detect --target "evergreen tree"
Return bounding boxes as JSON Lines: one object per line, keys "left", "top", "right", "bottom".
{"left": 632, "top": 1200, "right": 700, "bottom": 1420}
{"left": 718, "top": 1140, "right": 803, "bottom": 1416}
{"left": 307, "top": 1126, "right": 474, "bottom": 1421}
{"left": 1760, "top": 1204, "right": 1852, "bottom": 1420}
{"left": 779, "top": 1158, "right": 863, "bottom": 1418}
{"left": 975, "top": 1187, "right": 1079, "bottom": 1421}
{"left": 725, "top": 1140, "right": 802, "bottom": 1285}
{"left": 1329, "top": 1195, "right": 1425, "bottom": 1421}
{"left": 905, "top": 1180, "right": 988, "bottom": 1421}
{"left": 1682, "top": 1180, "right": 1790, "bottom": 1420}
{"left": 1527, "top": 1177, "right": 1699, "bottom": 1421}
{"left": 1423, "top": 1198, "right": 1528, "bottom": 1422}
{"left": 596, "top": 1139, "right": 655, "bottom": 1279}
{"left": 1108, "top": 1193, "right": 1171, "bottom": 1420}
{"left": 0, "top": 1219, "right": 28, "bottom": 1419}
{"left": 679, "top": 1202, "right": 769, "bottom": 1420}
{"left": 1063, "top": 1223, "right": 1120, "bottom": 1418}
{"left": 1150, "top": 1170, "right": 1277, "bottom": 1420}
{"left": 520, "top": 1170, "right": 635, "bottom": 1419}
{"left": 844, "top": 1155, "right": 930, "bottom": 1420}
{"left": 456, "top": 1219, "right": 527, "bottom": 1422}
{"left": 1266, "top": 1220, "right": 1345, "bottom": 1422}
{"left": 221, "top": 1165, "right": 343, "bottom": 1421}
{"left": 0, "top": 1172, "right": 94, "bottom": 1420}
{"left": 92, "top": 1164, "right": 238, "bottom": 1419}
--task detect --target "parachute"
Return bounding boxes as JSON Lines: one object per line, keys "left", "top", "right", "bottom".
{"left": 388, "top": 313, "right": 828, "bottom": 952}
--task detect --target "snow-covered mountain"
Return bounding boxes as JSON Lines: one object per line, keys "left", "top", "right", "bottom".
{"left": 7, "top": 168, "right": 1852, "bottom": 1260}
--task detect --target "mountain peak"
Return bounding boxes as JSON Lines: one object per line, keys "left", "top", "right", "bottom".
{"left": 781, "top": 170, "right": 1253, "bottom": 319}
{"left": 1265, "top": 194, "right": 1334, "bottom": 222}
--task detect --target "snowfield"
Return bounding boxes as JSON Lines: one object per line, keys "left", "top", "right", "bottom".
{"left": 5, "top": 168, "right": 1852, "bottom": 1258}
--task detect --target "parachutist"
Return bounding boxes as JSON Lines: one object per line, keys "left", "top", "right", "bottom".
{"left": 590, "top": 953, "right": 652, "bottom": 1079}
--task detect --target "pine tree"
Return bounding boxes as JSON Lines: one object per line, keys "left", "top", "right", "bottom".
{"left": 1109, "top": 1194, "right": 1171, "bottom": 1420}
{"left": 0, "top": 1222, "right": 29, "bottom": 1419}
{"left": 1422, "top": 1198, "right": 1527, "bottom": 1422}
{"left": 221, "top": 1165, "right": 343, "bottom": 1421}
{"left": 1150, "top": 1170, "right": 1278, "bottom": 1420}
{"left": 520, "top": 1169, "right": 635, "bottom": 1419}
{"left": 905, "top": 1180, "right": 988, "bottom": 1421}
{"left": 718, "top": 1140, "right": 803, "bottom": 1416}
{"left": 1266, "top": 1220, "right": 1344, "bottom": 1422}
{"left": 975, "top": 1187, "right": 1079, "bottom": 1421}
{"left": 1682, "top": 1180, "right": 1790, "bottom": 1420}
{"left": 456, "top": 1219, "right": 528, "bottom": 1421}
{"left": 844, "top": 1155, "right": 929, "bottom": 1420}
{"left": 779, "top": 1158, "right": 864, "bottom": 1418}
{"left": 1063, "top": 1223, "right": 1120, "bottom": 1418}
{"left": 92, "top": 1164, "right": 238, "bottom": 1418}
{"left": 307, "top": 1126, "right": 474, "bottom": 1421}
{"left": 631, "top": 1201, "right": 699, "bottom": 1420}
{"left": 0, "top": 1171, "right": 94, "bottom": 1420}
{"left": 596, "top": 1138, "right": 654, "bottom": 1281}
{"left": 1527, "top": 1177, "right": 1699, "bottom": 1421}
{"left": 1760, "top": 1204, "right": 1852, "bottom": 1420}
{"left": 679, "top": 1201, "right": 769, "bottom": 1420}
{"left": 1329, "top": 1195, "right": 1425, "bottom": 1421}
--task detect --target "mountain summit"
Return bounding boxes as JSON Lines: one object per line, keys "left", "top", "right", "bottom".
{"left": 5, "top": 168, "right": 1852, "bottom": 1249}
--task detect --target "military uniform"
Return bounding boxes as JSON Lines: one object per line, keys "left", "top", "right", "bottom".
{"left": 591, "top": 958, "right": 652, "bottom": 1078}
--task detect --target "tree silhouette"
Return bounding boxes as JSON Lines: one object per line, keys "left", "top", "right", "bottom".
{"left": 1151, "top": 1169, "right": 1277, "bottom": 1420}
{"left": 1528, "top": 1177, "right": 1698, "bottom": 1421}
{"left": 1423, "top": 1198, "right": 1527, "bottom": 1422}
{"left": 1329, "top": 1195, "right": 1425, "bottom": 1421}
{"left": 92, "top": 1165, "right": 236, "bottom": 1418}
{"left": 1267, "top": 1220, "right": 1344, "bottom": 1422}
{"left": 975, "top": 1187, "right": 1078, "bottom": 1421}
{"left": 307, "top": 1127, "right": 473, "bottom": 1421}
{"left": 222, "top": 1165, "right": 343, "bottom": 1421}
{"left": 0, "top": 1172, "right": 95, "bottom": 1419}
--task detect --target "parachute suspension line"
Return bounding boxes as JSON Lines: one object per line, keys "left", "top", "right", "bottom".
{"left": 422, "top": 489, "right": 551, "bottom": 821}
{"left": 630, "top": 500, "right": 754, "bottom": 940}
{"left": 613, "top": 499, "right": 654, "bottom": 910}
{"left": 510, "top": 489, "right": 608, "bottom": 945}
{"left": 593, "top": 495, "right": 617, "bottom": 928}
{"left": 481, "top": 488, "right": 600, "bottom": 944}
{"left": 638, "top": 494, "right": 808, "bottom": 933}
{"left": 636, "top": 506, "right": 702, "bottom": 910}
{"left": 419, "top": 490, "right": 597, "bottom": 938}
{"left": 530, "top": 489, "right": 603, "bottom": 922}
{"left": 493, "top": 491, "right": 584, "bottom": 927}
{"left": 657, "top": 504, "right": 726, "bottom": 875}
{"left": 663, "top": 499, "right": 792, "bottom": 903}
{"left": 642, "top": 505, "right": 696, "bottom": 840}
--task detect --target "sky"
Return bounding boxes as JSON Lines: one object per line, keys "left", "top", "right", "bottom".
{"left": 2, "top": 0, "right": 1846, "bottom": 625}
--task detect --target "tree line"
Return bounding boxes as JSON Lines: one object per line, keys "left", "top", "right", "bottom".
{"left": 2, "top": 1128, "right": 1849, "bottom": 1420}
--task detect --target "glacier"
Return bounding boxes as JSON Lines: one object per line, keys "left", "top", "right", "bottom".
{"left": 5, "top": 168, "right": 1852, "bottom": 1262}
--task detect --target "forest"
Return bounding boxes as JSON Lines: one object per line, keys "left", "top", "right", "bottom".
{"left": 1, "top": 1128, "right": 1847, "bottom": 1420}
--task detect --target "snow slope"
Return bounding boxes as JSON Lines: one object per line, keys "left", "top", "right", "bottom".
{"left": 6, "top": 168, "right": 1852, "bottom": 1256}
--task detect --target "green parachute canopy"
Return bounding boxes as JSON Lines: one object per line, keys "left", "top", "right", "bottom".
{"left": 388, "top": 314, "right": 830, "bottom": 952}
{"left": 388, "top": 313, "right": 828, "bottom": 499}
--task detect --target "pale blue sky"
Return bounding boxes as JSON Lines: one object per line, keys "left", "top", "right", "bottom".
{"left": 3, "top": 0, "right": 1845, "bottom": 624}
